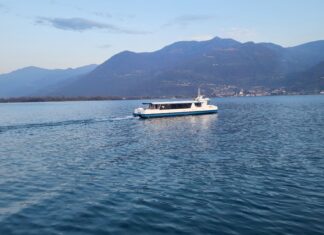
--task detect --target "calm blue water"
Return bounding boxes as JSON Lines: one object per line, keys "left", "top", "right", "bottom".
{"left": 0, "top": 96, "right": 324, "bottom": 235}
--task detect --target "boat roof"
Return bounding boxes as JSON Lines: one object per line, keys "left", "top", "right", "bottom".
{"left": 143, "top": 100, "right": 201, "bottom": 105}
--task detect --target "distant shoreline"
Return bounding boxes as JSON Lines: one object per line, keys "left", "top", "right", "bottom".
{"left": 0, "top": 96, "right": 186, "bottom": 103}
{"left": 0, "top": 96, "right": 146, "bottom": 103}
{"left": 0, "top": 93, "right": 323, "bottom": 103}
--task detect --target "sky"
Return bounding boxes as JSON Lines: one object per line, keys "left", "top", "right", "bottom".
{"left": 1, "top": 0, "right": 324, "bottom": 73}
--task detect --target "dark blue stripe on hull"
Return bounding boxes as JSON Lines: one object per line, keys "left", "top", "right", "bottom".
{"left": 138, "top": 110, "right": 218, "bottom": 118}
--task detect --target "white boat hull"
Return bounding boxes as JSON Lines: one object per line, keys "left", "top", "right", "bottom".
{"left": 133, "top": 91, "right": 218, "bottom": 118}
{"left": 134, "top": 106, "right": 218, "bottom": 118}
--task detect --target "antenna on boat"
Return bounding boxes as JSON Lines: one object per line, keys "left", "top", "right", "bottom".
{"left": 198, "top": 87, "right": 201, "bottom": 97}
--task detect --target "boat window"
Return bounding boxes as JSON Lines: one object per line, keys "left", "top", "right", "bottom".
{"left": 148, "top": 104, "right": 160, "bottom": 109}
{"left": 195, "top": 103, "right": 202, "bottom": 107}
{"left": 160, "top": 103, "right": 192, "bottom": 109}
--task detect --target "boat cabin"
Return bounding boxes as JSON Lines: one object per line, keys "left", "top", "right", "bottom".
{"left": 143, "top": 101, "right": 206, "bottom": 110}
{"left": 133, "top": 89, "right": 217, "bottom": 118}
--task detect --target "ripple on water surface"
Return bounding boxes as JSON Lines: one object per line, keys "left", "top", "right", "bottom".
{"left": 0, "top": 96, "right": 324, "bottom": 235}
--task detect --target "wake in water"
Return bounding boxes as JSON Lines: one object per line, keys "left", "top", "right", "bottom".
{"left": 0, "top": 116, "right": 135, "bottom": 133}
{"left": 98, "top": 115, "right": 134, "bottom": 121}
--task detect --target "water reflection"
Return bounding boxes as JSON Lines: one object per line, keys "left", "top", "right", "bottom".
{"left": 134, "top": 114, "right": 219, "bottom": 154}
{"left": 140, "top": 114, "right": 218, "bottom": 132}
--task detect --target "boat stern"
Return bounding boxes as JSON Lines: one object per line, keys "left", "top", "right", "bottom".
{"left": 133, "top": 107, "right": 144, "bottom": 117}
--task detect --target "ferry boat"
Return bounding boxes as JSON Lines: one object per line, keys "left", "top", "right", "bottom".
{"left": 133, "top": 89, "right": 218, "bottom": 118}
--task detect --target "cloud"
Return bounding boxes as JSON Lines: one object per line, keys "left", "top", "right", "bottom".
{"left": 36, "top": 17, "right": 108, "bottom": 31}
{"left": 164, "top": 14, "right": 214, "bottom": 27}
{"left": 0, "top": 3, "right": 9, "bottom": 13}
{"left": 35, "top": 17, "right": 148, "bottom": 34}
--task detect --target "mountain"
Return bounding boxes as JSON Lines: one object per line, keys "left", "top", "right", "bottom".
{"left": 2, "top": 37, "right": 324, "bottom": 98}
{"left": 285, "top": 41, "right": 324, "bottom": 72}
{"left": 53, "top": 37, "right": 324, "bottom": 97}
{"left": 283, "top": 61, "right": 324, "bottom": 92}
{"left": 0, "top": 64, "right": 97, "bottom": 98}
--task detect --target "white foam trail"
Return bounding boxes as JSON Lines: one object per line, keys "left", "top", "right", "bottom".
{"left": 110, "top": 115, "right": 134, "bottom": 121}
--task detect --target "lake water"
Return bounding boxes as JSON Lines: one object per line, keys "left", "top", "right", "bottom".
{"left": 0, "top": 96, "right": 324, "bottom": 235}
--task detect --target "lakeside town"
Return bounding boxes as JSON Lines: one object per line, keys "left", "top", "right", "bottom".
{"left": 210, "top": 85, "right": 302, "bottom": 97}
{"left": 0, "top": 86, "right": 323, "bottom": 103}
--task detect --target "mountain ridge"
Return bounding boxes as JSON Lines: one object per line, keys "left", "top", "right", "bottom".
{"left": 54, "top": 37, "right": 324, "bottom": 97}
{"left": 1, "top": 37, "right": 324, "bottom": 98}
{"left": 0, "top": 64, "right": 97, "bottom": 98}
